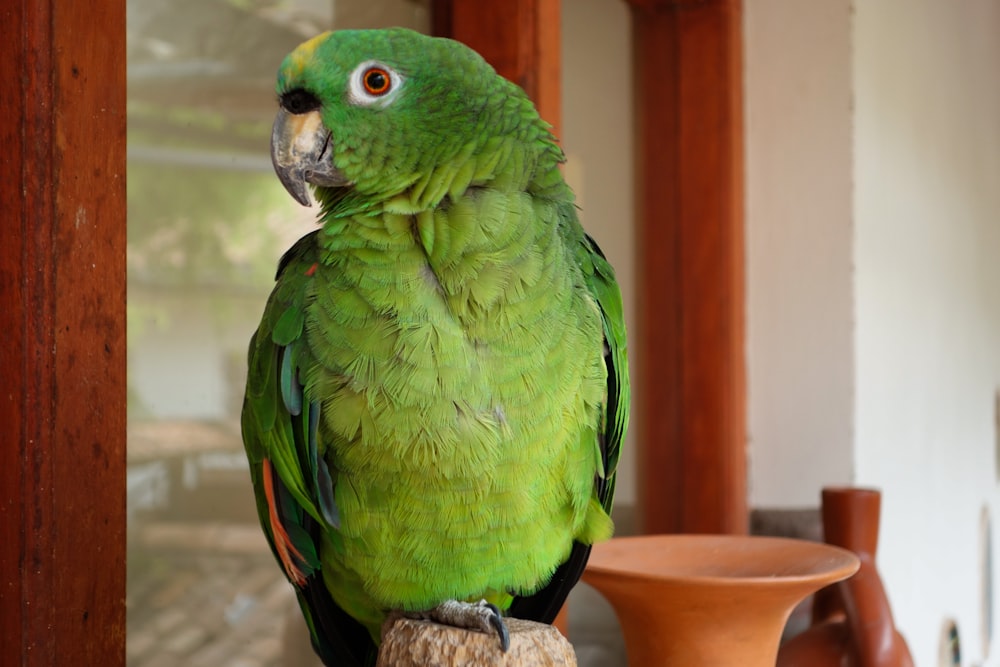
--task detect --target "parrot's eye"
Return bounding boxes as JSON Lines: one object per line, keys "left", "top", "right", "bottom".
{"left": 363, "top": 68, "right": 391, "bottom": 96}
{"left": 348, "top": 61, "right": 403, "bottom": 107}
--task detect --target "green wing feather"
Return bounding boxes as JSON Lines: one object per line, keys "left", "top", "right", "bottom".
{"left": 242, "top": 232, "right": 373, "bottom": 665}
{"left": 242, "top": 232, "right": 342, "bottom": 570}
{"left": 558, "top": 202, "right": 629, "bottom": 512}
{"left": 580, "top": 231, "right": 629, "bottom": 513}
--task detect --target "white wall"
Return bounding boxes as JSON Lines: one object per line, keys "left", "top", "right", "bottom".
{"left": 745, "top": 0, "right": 855, "bottom": 507}
{"left": 747, "top": 0, "right": 1000, "bottom": 663}
{"left": 854, "top": 0, "right": 1000, "bottom": 662}
{"left": 129, "top": 291, "right": 264, "bottom": 420}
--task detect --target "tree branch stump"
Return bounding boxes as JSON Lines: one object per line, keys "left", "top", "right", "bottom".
{"left": 377, "top": 616, "right": 577, "bottom": 666}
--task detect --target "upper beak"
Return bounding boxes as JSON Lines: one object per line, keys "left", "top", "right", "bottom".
{"left": 270, "top": 108, "right": 349, "bottom": 206}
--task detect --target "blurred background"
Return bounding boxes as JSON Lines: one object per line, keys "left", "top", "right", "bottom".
{"left": 126, "top": 1, "right": 1000, "bottom": 666}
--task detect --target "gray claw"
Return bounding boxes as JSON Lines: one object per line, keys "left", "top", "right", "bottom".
{"left": 411, "top": 599, "right": 510, "bottom": 651}
{"left": 484, "top": 602, "right": 510, "bottom": 651}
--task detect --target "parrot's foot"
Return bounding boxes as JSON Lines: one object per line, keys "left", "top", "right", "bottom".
{"left": 408, "top": 599, "right": 510, "bottom": 652}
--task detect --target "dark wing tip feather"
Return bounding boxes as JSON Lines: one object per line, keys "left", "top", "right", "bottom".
{"left": 309, "top": 401, "right": 341, "bottom": 528}
{"left": 298, "top": 517, "right": 377, "bottom": 666}
{"left": 507, "top": 542, "right": 592, "bottom": 623}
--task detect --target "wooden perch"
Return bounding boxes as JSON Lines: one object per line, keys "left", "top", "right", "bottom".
{"left": 377, "top": 616, "right": 577, "bottom": 666}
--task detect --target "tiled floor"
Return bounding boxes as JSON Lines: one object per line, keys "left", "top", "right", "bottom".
{"left": 128, "top": 519, "right": 627, "bottom": 666}
{"left": 128, "top": 526, "right": 304, "bottom": 667}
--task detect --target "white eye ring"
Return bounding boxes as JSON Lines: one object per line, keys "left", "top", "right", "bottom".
{"left": 347, "top": 60, "right": 404, "bottom": 108}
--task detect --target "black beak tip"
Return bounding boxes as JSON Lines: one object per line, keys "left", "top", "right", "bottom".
{"left": 273, "top": 164, "right": 313, "bottom": 207}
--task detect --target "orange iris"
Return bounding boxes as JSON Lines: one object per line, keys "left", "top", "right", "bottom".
{"left": 363, "top": 67, "right": 391, "bottom": 96}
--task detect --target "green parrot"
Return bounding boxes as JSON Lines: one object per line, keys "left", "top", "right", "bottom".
{"left": 241, "top": 27, "right": 629, "bottom": 666}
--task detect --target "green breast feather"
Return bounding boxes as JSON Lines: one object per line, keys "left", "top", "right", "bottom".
{"left": 241, "top": 27, "right": 629, "bottom": 666}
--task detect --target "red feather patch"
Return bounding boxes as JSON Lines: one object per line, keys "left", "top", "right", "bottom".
{"left": 262, "top": 458, "right": 308, "bottom": 586}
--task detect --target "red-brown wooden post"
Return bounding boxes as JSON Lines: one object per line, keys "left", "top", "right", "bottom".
{"left": 0, "top": 0, "right": 127, "bottom": 663}
{"left": 624, "top": 0, "right": 747, "bottom": 535}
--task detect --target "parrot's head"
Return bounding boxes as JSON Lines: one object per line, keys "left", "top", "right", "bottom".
{"left": 270, "top": 28, "right": 561, "bottom": 214}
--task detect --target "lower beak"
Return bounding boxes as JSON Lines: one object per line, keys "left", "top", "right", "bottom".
{"left": 270, "top": 108, "right": 349, "bottom": 206}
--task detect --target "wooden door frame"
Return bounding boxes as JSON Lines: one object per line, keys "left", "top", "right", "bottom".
{"left": 0, "top": 0, "right": 128, "bottom": 664}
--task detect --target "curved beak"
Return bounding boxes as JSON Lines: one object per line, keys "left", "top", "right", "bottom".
{"left": 270, "top": 108, "right": 349, "bottom": 206}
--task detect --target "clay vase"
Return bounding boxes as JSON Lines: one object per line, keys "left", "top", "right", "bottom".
{"left": 583, "top": 534, "right": 859, "bottom": 666}
{"left": 777, "top": 487, "right": 914, "bottom": 667}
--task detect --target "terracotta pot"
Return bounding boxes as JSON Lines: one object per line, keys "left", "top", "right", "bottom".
{"left": 777, "top": 487, "right": 915, "bottom": 667}
{"left": 583, "top": 534, "right": 859, "bottom": 666}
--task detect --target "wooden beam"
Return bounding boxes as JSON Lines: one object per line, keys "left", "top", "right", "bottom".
{"left": 434, "top": 0, "right": 562, "bottom": 138}
{"left": 625, "top": 0, "right": 747, "bottom": 535}
{"left": 0, "top": 0, "right": 127, "bottom": 663}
